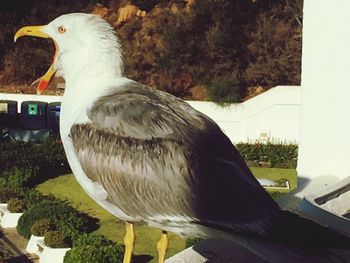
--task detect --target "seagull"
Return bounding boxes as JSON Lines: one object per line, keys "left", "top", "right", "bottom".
{"left": 15, "top": 13, "right": 350, "bottom": 263}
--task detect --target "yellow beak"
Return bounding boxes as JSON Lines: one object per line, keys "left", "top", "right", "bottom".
{"left": 14, "top": 25, "right": 57, "bottom": 95}
{"left": 14, "top": 25, "right": 49, "bottom": 42}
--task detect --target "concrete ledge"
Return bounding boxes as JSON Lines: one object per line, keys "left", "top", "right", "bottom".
{"left": 166, "top": 236, "right": 350, "bottom": 263}
{"left": 0, "top": 203, "right": 23, "bottom": 228}
{"left": 40, "top": 247, "right": 70, "bottom": 263}
{"left": 166, "top": 239, "right": 265, "bottom": 263}
{"left": 26, "top": 235, "right": 45, "bottom": 254}
{"left": 300, "top": 176, "right": 350, "bottom": 237}
{"left": 26, "top": 234, "right": 70, "bottom": 263}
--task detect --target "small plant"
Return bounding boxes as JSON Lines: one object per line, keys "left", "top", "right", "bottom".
{"left": 64, "top": 234, "right": 124, "bottom": 263}
{"left": 7, "top": 197, "right": 25, "bottom": 213}
{"left": 44, "top": 230, "right": 70, "bottom": 248}
{"left": 206, "top": 75, "right": 241, "bottom": 105}
{"left": 0, "top": 186, "right": 19, "bottom": 203}
{"left": 17, "top": 197, "right": 97, "bottom": 239}
{"left": 31, "top": 218, "right": 54, "bottom": 236}
{"left": 275, "top": 178, "right": 289, "bottom": 187}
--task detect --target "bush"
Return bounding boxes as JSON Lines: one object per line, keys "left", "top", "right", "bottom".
{"left": 31, "top": 218, "right": 54, "bottom": 236}
{"left": 17, "top": 197, "right": 98, "bottom": 240}
{"left": 0, "top": 167, "right": 36, "bottom": 189}
{"left": 206, "top": 76, "right": 240, "bottom": 105}
{"left": 235, "top": 142, "right": 298, "bottom": 168}
{"left": 7, "top": 197, "right": 26, "bottom": 213}
{"left": 44, "top": 230, "right": 70, "bottom": 248}
{"left": 64, "top": 234, "right": 124, "bottom": 263}
{"left": 0, "top": 186, "right": 19, "bottom": 203}
{"left": 22, "top": 189, "right": 57, "bottom": 209}
{"left": 0, "top": 139, "right": 70, "bottom": 186}
{"left": 0, "top": 141, "right": 38, "bottom": 172}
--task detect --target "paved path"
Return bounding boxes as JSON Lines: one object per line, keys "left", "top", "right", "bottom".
{"left": 0, "top": 228, "right": 38, "bottom": 263}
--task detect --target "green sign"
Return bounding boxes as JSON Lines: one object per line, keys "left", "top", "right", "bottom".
{"left": 28, "top": 104, "right": 38, "bottom": 115}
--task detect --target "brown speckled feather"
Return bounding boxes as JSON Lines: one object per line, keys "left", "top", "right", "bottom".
{"left": 70, "top": 81, "right": 280, "bottom": 235}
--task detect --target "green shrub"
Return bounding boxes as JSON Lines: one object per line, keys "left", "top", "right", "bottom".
{"left": 64, "top": 234, "right": 124, "bottom": 263}
{"left": 7, "top": 197, "right": 26, "bottom": 213}
{"left": 22, "top": 189, "right": 57, "bottom": 209}
{"left": 235, "top": 142, "right": 298, "bottom": 168}
{"left": 44, "top": 230, "right": 70, "bottom": 248}
{"left": 0, "top": 139, "right": 70, "bottom": 186}
{"left": 0, "top": 167, "right": 36, "bottom": 189}
{"left": 0, "top": 186, "right": 19, "bottom": 203}
{"left": 0, "top": 141, "right": 39, "bottom": 172}
{"left": 206, "top": 75, "right": 240, "bottom": 105}
{"left": 17, "top": 198, "right": 98, "bottom": 240}
{"left": 31, "top": 218, "right": 54, "bottom": 236}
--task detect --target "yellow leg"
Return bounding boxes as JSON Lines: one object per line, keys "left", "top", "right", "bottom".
{"left": 157, "top": 230, "right": 169, "bottom": 263}
{"left": 123, "top": 222, "right": 135, "bottom": 263}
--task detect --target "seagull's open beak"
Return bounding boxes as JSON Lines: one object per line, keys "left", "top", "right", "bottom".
{"left": 14, "top": 25, "right": 58, "bottom": 95}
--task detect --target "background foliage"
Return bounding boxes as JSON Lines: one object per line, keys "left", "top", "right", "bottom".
{"left": 0, "top": 137, "right": 297, "bottom": 261}
{"left": 64, "top": 234, "right": 124, "bottom": 263}
{"left": 44, "top": 230, "right": 71, "bottom": 248}
{"left": 17, "top": 197, "right": 98, "bottom": 240}
{"left": 7, "top": 197, "right": 26, "bottom": 213}
{"left": 0, "top": 0, "right": 302, "bottom": 102}
{"left": 0, "top": 139, "right": 70, "bottom": 187}
{"left": 235, "top": 142, "right": 298, "bottom": 168}
{"left": 31, "top": 218, "right": 54, "bottom": 236}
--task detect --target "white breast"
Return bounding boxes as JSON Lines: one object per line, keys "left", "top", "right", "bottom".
{"left": 59, "top": 77, "right": 136, "bottom": 222}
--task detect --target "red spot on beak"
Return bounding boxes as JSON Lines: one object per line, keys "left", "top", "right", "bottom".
{"left": 37, "top": 79, "right": 49, "bottom": 95}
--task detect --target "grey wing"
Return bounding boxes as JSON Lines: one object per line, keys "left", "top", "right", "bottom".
{"left": 70, "top": 124, "right": 198, "bottom": 222}
{"left": 70, "top": 81, "right": 280, "bottom": 235}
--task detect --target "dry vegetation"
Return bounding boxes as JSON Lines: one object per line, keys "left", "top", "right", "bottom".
{"left": 0, "top": 0, "right": 302, "bottom": 102}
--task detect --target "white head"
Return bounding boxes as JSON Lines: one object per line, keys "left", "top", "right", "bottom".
{"left": 15, "top": 13, "right": 123, "bottom": 94}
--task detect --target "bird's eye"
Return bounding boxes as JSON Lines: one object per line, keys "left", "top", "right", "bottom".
{"left": 58, "top": 26, "right": 67, "bottom": 34}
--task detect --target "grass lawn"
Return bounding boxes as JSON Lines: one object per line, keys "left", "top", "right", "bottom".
{"left": 250, "top": 167, "right": 297, "bottom": 191}
{"left": 36, "top": 174, "right": 185, "bottom": 261}
{"left": 36, "top": 167, "right": 296, "bottom": 262}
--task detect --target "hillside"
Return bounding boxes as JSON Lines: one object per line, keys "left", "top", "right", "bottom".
{"left": 0, "top": 0, "right": 302, "bottom": 102}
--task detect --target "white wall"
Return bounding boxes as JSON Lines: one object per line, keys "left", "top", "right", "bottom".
{"left": 188, "top": 85, "right": 300, "bottom": 143}
{"left": 298, "top": 0, "right": 350, "bottom": 182}
{"left": 0, "top": 85, "right": 301, "bottom": 144}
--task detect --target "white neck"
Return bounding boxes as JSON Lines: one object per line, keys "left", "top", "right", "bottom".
{"left": 59, "top": 75, "right": 131, "bottom": 139}
{"left": 58, "top": 45, "right": 123, "bottom": 85}
{"left": 56, "top": 26, "right": 126, "bottom": 137}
